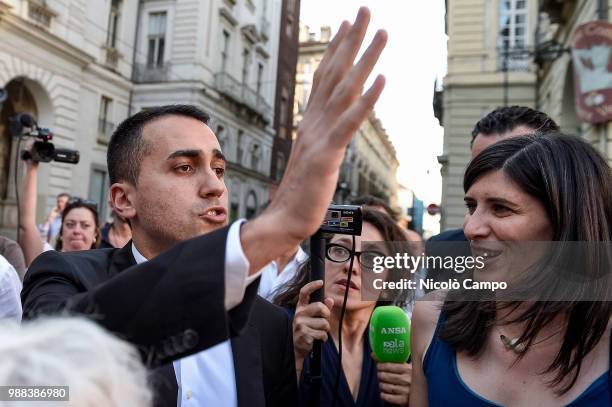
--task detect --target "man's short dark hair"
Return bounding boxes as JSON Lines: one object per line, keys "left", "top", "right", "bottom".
{"left": 470, "top": 106, "right": 559, "bottom": 147}
{"left": 107, "top": 105, "right": 210, "bottom": 185}
{"left": 57, "top": 193, "right": 70, "bottom": 200}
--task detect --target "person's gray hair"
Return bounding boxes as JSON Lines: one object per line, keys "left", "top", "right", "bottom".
{"left": 0, "top": 318, "right": 152, "bottom": 407}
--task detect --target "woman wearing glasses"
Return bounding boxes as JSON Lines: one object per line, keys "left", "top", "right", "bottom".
{"left": 274, "top": 209, "right": 413, "bottom": 407}
{"left": 19, "top": 146, "right": 100, "bottom": 266}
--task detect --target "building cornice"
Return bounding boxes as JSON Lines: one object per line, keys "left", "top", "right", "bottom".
{"left": 84, "top": 63, "right": 133, "bottom": 90}
{"left": 0, "top": 6, "right": 94, "bottom": 68}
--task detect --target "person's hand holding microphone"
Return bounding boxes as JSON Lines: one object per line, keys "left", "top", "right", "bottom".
{"left": 370, "top": 306, "right": 413, "bottom": 406}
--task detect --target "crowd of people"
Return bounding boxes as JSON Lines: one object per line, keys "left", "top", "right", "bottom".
{"left": 0, "top": 7, "right": 610, "bottom": 407}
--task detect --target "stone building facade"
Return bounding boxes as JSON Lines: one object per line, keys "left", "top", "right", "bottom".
{"left": 0, "top": 0, "right": 138, "bottom": 236}
{"left": 294, "top": 25, "right": 399, "bottom": 206}
{"left": 438, "top": 0, "right": 539, "bottom": 229}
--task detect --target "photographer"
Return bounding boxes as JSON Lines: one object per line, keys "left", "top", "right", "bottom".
{"left": 18, "top": 141, "right": 100, "bottom": 266}
{"left": 274, "top": 210, "right": 413, "bottom": 407}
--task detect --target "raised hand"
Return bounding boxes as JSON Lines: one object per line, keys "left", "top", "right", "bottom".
{"left": 242, "top": 7, "right": 387, "bottom": 273}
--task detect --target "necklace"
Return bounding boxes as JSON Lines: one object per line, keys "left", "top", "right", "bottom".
{"left": 497, "top": 328, "right": 562, "bottom": 354}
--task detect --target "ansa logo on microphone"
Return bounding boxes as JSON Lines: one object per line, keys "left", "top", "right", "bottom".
{"left": 380, "top": 327, "right": 407, "bottom": 334}
{"left": 383, "top": 338, "right": 407, "bottom": 354}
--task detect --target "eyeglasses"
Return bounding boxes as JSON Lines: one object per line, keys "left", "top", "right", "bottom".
{"left": 325, "top": 243, "right": 386, "bottom": 270}
{"left": 67, "top": 198, "right": 98, "bottom": 211}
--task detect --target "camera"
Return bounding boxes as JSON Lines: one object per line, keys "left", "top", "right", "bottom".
{"left": 319, "top": 204, "right": 363, "bottom": 235}
{"left": 9, "top": 113, "right": 79, "bottom": 164}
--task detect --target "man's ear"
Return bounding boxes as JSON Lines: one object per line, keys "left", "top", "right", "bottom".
{"left": 109, "top": 182, "right": 137, "bottom": 222}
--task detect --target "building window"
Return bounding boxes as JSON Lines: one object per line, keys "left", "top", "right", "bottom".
{"left": 279, "top": 86, "right": 289, "bottom": 138}
{"left": 256, "top": 63, "right": 264, "bottom": 98}
{"left": 236, "top": 130, "right": 244, "bottom": 163}
{"left": 28, "top": 0, "right": 55, "bottom": 28}
{"left": 147, "top": 11, "right": 167, "bottom": 68}
{"left": 98, "top": 96, "right": 114, "bottom": 143}
{"left": 250, "top": 144, "right": 260, "bottom": 171}
{"left": 216, "top": 125, "right": 226, "bottom": 151}
{"left": 221, "top": 30, "right": 230, "bottom": 73}
{"left": 498, "top": 0, "right": 529, "bottom": 71}
{"left": 89, "top": 168, "right": 109, "bottom": 221}
{"left": 242, "top": 49, "right": 251, "bottom": 85}
{"left": 107, "top": 0, "right": 121, "bottom": 48}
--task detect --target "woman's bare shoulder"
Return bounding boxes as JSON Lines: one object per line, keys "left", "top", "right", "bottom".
{"left": 411, "top": 290, "right": 447, "bottom": 360}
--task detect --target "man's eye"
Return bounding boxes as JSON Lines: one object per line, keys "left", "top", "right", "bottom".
{"left": 175, "top": 164, "right": 194, "bottom": 173}
{"left": 214, "top": 167, "right": 225, "bottom": 177}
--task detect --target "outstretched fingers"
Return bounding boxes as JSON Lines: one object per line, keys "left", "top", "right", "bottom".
{"left": 308, "top": 7, "right": 371, "bottom": 109}
{"left": 329, "top": 74, "right": 386, "bottom": 148}
{"left": 349, "top": 29, "right": 388, "bottom": 97}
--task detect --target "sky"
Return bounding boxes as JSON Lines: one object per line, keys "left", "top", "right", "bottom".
{"left": 299, "top": 0, "right": 448, "bottom": 233}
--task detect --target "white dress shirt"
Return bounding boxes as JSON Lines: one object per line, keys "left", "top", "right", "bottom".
{"left": 0, "top": 255, "right": 22, "bottom": 322}
{"left": 131, "top": 220, "right": 258, "bottom": 407}
{"left": 258, "top": 246, "right": 308, "bottom": 301}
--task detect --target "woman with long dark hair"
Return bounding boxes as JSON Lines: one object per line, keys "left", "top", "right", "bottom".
{"left": 274, "top": 209, "right": 414, "bottom": 407}
{"left": 410, "top": 133, "right": 612, "bottom": 406}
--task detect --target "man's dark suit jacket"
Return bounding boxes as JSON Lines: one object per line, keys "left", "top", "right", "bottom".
{"left": 21, "top": 226, "right": 297, "bottom": 407}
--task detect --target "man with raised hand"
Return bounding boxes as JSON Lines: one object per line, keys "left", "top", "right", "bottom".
{"left": 22, "top": 7, "right": 387, "bottom": 405}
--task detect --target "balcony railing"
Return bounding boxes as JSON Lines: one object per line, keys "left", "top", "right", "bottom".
{"left": 215, "top": 72, "right": 272, "bottom": 121}
{"left": 28, "top": 0, "right": 56, "bottom": 28}
{"left": 102, "top": 46, "right": 120, "bottom": 69}
{"left": 98, "top": 119, "right": 115, "bottom": 144}
{"left": 497, "top": 47, "right": 531, "bottom": 72}
{"left": 133, "top": 62, "right": 171, "bottom": 83}
{"left": 215, "top": 72, "right": 244, "bottom": 103}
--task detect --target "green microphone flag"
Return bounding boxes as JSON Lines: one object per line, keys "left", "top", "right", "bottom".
{"left": 369, "top": 305, "right": 411, "bottom": 363}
